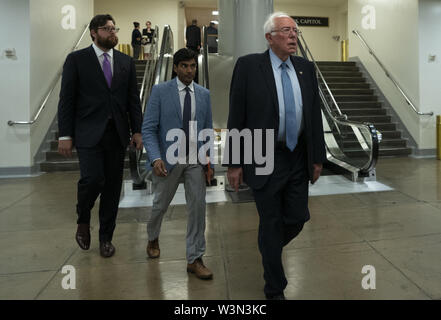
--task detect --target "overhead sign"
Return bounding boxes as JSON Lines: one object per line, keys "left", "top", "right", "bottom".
{"left": 292, "top": 16, "right": 329, "bottom": 27}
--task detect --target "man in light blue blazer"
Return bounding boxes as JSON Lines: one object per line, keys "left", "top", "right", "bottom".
{"left": 142, "top": 48, "right": 214, "bottom": 280}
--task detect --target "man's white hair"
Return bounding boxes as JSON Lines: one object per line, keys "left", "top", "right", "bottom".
{"left": 263, "top": 12, "right": 294, "bottom": 36}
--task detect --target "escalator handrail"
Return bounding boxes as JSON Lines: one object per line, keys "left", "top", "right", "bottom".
{"left": 154, "top": 25, "right": 173, "bottom": 86}
{"left": 139, "top": 25, "right": 159, "bottom": 109}
{"left": 201, "top": 26, "right": 210, "bottom": 89}
{"left": 298, "top": 32, "right": 346, "bottom": 120}
{"left": 297, "top": 34, "right": 380, "bottom": 175}
{"left": 7, "top": 23, "right": 90, "bottom": 126}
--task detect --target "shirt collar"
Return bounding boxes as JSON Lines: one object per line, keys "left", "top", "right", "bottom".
{"left": 92, "top": 43, "right": 113, "bottom": 59}
{"left": 176, "top": 77, "right": 194, "bottom": 92}
{"left": 269, "top": 48, "right": 293, "bottom": 70}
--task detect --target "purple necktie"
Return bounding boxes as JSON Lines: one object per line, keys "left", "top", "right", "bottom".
{"left": 102, "top": 52, "right": 112, "bottom": 88}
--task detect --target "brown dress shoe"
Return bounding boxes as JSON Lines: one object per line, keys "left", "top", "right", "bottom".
{"left": 100, "top": 241, "right": 115, "bottom": 258}
{"left": 187, "top": 257, "right": 213, "bottom": 280}
{"left": 75, "top": 223, "right": 90, "bottom": 250}
{"left": 146, "top": 238, "right": 160, "bottom": 258}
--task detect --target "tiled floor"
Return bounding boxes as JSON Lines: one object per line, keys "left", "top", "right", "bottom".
{"left": 1, "top": 157, "right": 441, "bottom": 300}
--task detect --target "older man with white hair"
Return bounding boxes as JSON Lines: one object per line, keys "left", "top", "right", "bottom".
{"left": 226, "top": 12, "right": 326, "bottom": 299}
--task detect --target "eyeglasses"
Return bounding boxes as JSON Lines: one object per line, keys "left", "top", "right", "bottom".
{"left": 98, "top": 26, "right": 120, "bottom": 33}
{"left": 271, "top": 27, "right": 300, "bottom": 35}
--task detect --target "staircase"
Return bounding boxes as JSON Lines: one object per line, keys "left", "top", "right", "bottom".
{"left": 316, "top": 61, "right": 411, "bottom": 157}
{"left": 40, "top": 60, "right": 148, "bottom": 172}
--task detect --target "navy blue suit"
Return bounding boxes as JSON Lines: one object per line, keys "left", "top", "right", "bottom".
{"left": 227, "top": 50, "right": 326, "bottom": 297}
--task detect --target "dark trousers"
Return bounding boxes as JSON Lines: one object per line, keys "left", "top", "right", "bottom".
{"left": 252, "top": 137, "right": 309, "bottom": 297}
{"left": 76, "top": 120, "right": 126, "bottom": 242}
{"left": 132, "top": 44, "right": 141, "bottom": 60}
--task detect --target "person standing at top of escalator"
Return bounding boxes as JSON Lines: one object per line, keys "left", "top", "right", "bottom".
{"left": 131, "top": 22, "right": 142, "bottom": 60}
{"left": 185, "top": 19, "right": 201, "bottom": 52}
{"left": 142, "top": 20, "right": 155, "bottom": 60}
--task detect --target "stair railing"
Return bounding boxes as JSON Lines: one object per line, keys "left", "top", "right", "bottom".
{"left": 352, "top": 29, "right": 433, "bottom": 116}
{"left": 7, "top": 24, "right": 90, "bottom": 126}
{"left": 298, "top": 32, "right": 381, "bottom": 179}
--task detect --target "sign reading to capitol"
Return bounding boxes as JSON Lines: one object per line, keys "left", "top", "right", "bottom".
{"left": 292, "top": 16, "right": 329, "bottom": 27}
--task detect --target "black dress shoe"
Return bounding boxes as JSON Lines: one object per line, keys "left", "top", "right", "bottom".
{"left": 100, "top": 241, "right": 115, "bottom": 258}
{"left": 266, "top": 293, "right": 286, "bottom": 300}
{"left": 75, "top": 224, "right": 90, "bottom": 250}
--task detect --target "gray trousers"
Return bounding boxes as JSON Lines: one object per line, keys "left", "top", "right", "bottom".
{"left": 147, "top": 164, "right": 207, "bottom": 263}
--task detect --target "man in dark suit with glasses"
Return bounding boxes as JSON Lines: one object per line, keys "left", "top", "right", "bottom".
{"left": 58, "top": 14, "right": 143, "bottom": 258}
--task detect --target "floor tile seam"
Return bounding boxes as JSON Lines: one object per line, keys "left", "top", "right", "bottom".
{"left": 364, "top": 240, "right": 435, "bottom": 300}
{"left": 33, "top": 246, "right": 80, "bottom": 300}
{"left": 282, "top": 240, "right": 367, "bottom": 253}
{"left": 0, "top": 191, "right": 38, "bottom": 215}
{"left": 325, "top": 201, "right": 433, "bottom": 214}
{"left": 0, "top": 269, "right": 58, "bottom": 277}
{"left": 217, "top": 211, "right": 232, "bottom": 300}
{"left": 366, "top": 231, "right": 441, "bottom": 244}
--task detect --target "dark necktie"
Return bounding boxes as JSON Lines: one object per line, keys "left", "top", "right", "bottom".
{"left": 281, "top": 62, "right": 298, "bottom": 151}
{"left": 183, "top": 86, "right": 191, "bottom": 155}
{"left": 103, "top": 52, "right": 112, "bottom": 88}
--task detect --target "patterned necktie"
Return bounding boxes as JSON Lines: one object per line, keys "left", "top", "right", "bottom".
{"left": 281, "top": 62, "right": 298, "bottom": 151}
{"left": 183, "top": 87, "right": 191, "bottom": 155}
{"left": 102, "top": 52, "right": 112, "bottom": 88}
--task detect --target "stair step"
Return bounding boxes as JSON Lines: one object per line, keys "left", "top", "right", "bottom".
{"left": 337, "top": 101, "right": 382, "bottom": 108}
{"left": 324, "top": 89, "right": 374, "bottom": 95}
{"left": 327, "top": 83, "right": 370, "bottom": 89}
{"left": 342, "top": 139, "right": 407, "bottom": 148}
{"left": 321, "top": 71, "right": 362, "bottom": 77}
{"left": 334, "top": 130, "right": 402, "bottom": 139}
{"left": 332, "top": 95, "right": 378, "bottom": 102}
{"left": 320, "top": 77, "right": 366, "bottom": 83}
{"left": 40, "top": 159, "right": 135, "bottom": 172}
{"left": 44, "top": 150, "right": 148, "bottom": 161}
{"left": 344, "top": 146, "right": 411, "bottom": 157}
{"left": 316, "top": 61, "right": 356, "bottom": 66}
{"left": 318, "top": 65, "right": 359, "bottom": 72}
{"left": 341, "top": 108, "right": 386, "bottom": 116}
{"left": 346, "top": 115, "right": 391, "bottom": 123}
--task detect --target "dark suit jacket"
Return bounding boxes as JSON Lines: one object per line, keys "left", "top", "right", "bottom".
{"left": 185, "top": 25, "right": 201, "bottom": 48}
{"left": 227, "top": 50, "right": 326, "bottom": 189}
{"left": 58, "top": 45, "right": 142, "bottom": 148}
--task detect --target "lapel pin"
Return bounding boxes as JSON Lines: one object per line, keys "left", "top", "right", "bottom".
{"left": 299, "top": 71, "right": 303, "bottom": 75}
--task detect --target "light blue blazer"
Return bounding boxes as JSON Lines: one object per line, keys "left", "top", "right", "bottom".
{"left": 141, "top": 78, "right": 213, "bottom": 172}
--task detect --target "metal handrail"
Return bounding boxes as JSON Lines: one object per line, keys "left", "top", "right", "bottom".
{"left": 139, "top": 25, "right": 159, "bottom": 111}
{"left": 299, "top": 32, "right": 346, "bottom": 120}
{"left": 154, "top": 25, "right": 173, "bottom": 85}
{"left": 352, "top": 29, "right": 433, "bottom": 116}
{"left": 297, "top": 34, "right": 380, "bottom": 176}
{"left": 201, "top": 26, "right": 210, "bottom": 89}
{"left": 7, "top": 24, "right": 90, "bottom": 126}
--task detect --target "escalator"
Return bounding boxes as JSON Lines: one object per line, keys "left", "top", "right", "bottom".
{"left": 297, "top": 34, "right": 381, "bottom": 182}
